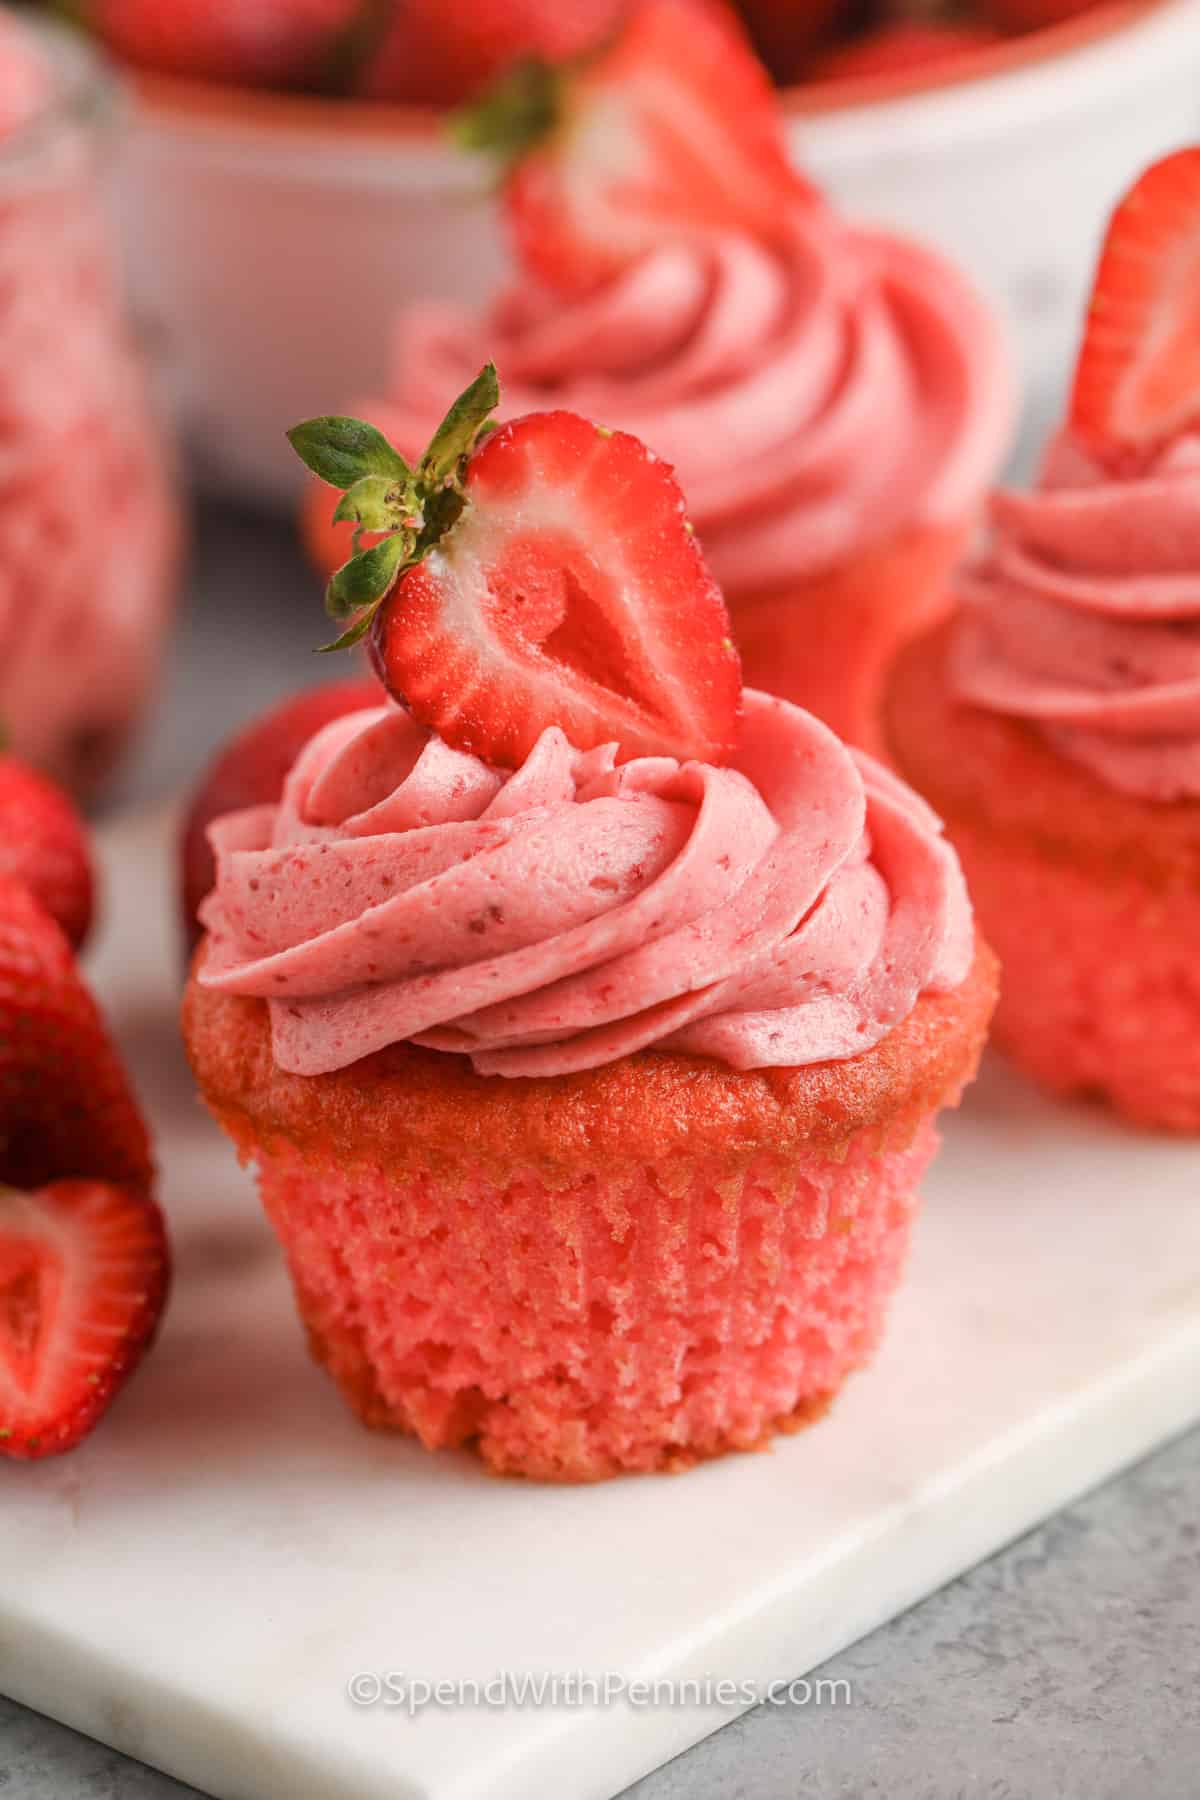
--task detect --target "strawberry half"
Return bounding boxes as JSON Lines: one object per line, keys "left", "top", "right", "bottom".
{"left": 1070, "top": 149, "right": 1200, "bottom": 463}
{"left": 457, "top": 0, "right": 813, "bottom": 297}
{"left": 288, "top": 366, "right": 742, "bottom": 769}
{"left": 0, "top": 1178, "right": 168, "bottom": 1460}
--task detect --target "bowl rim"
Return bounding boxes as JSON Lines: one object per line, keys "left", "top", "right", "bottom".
{"left": 131, "top": 0, "right": 1178, "bottom": 141}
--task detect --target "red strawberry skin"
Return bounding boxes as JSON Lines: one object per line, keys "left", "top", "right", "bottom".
{"left": 986, "top": 0, "right": 1096, "bottom": 29}
{"left": 737, "top": 0, "right": 846, "bottom": 83}
{"left": 0, "top": 878, "right": 154, "bottom": 1196}
{"left": 370, "top": 410, "right": 742, "bottom": 769}
{"left": 810, "top": 21, "right": 1002, "bottom": 82}
{"left": 1070, "top": 149, "right": 1200, "bottom": 462}
{"left": 0, "top": 756, "right": 95, "bottom": 953}
{"left": 0, "top": 1177, "right": 168, "bottom": 1461}
{"left": 500, "top": 0, "right": 810, "bottom": 298}
{"left": 358, "top": 0, "right": 627, "bottom": 107}
{"left": 88, "top": 0, "right": 362, "bottom": 87}
{"left": 181, "top": 678, "right": 385, "bottom": 951}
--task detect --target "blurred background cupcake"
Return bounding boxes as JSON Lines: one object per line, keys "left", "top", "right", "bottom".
{"left": 0, "top": 10, "right": 180, "bottom": 798}
{"left": 22, "top": 0, "right": 1191, "bottom": 509}
{"left": 885, "top": 149, "right": 1200, "bottom": 1132}
{"left": 296, "top": 0, "right": 1014, "bottom": 750}
{"left": 0, "top": 0, "right": 1197, "bottom": 797}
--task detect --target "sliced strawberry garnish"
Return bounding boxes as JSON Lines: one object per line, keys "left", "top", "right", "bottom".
{"left": 1070, "top": 149, "right": 1200, "bottom": 462}
{"left": 457, "top": 0, "right": 814, "bottom": 297}
{"left": 0, "top": 1178, "right": 168, "bottom": 1460}
{"left": 288, "top": 366, "right": 742, "bottom": 769}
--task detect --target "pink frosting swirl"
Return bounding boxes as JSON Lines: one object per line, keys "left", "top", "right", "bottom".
{"left": 951, "top": 433, "right": 1200, "bottom": 801}
{"left": 197, "top": 691, "right": 973, "bottom": 1079}
{"left": 356, "top": 208, "right": 1011, "bottom": 593}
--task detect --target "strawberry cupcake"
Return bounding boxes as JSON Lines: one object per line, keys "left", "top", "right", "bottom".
{"left": 0, "top": 16, "right": 180, "bottom": 797}
{"left": 886, "top": 150, "right": 1200, "bottom": 1132}
{"left": 188, "top": 372, "right": 996, "bottom": 1480}
{"left": 303, "top": 0, "right": 1012, "bottom": 751}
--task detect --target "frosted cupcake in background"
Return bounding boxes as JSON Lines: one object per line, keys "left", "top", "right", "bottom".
{"left": 885, "top": 149, "right": 1200, "bottom": 1132}
{"left": 302, "top": 0, "right": 1012, "bottom": 752}
{"left": 187, "top": 370, "right": 997, "bottom": 1480}
{"left": 0, "top": 11, "right": 179, "bottom": 798}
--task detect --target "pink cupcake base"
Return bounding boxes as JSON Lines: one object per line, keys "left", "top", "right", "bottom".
{"left": 255, "top": 1120, "right": 938, "bottom": 1481}
{"left": 185, "top": 942, "right": 996, "bottom": 1482}
{"left": 946, "top": 821, "right": 1200, "bottom": 1133}
{"left": 886, "top": 623, "right": 1200, "bottom": 1134}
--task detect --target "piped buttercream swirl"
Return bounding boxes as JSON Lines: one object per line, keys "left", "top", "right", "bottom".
{"left": 199, "top": 690, "right": 973, "bottom": 1079}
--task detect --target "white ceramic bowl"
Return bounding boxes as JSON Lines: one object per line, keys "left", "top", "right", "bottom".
{"left": 116, "top": 0, "right": 1200, "bottom": 505}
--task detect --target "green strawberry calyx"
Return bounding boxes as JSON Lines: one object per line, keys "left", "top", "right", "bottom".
{"left": 287, "top": 363, "right": 500, "bottom": 652}
{"left": 452, "top": 58, "right": 566, "bottom": 172}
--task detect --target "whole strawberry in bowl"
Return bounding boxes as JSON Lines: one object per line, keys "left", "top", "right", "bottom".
{"left": 76, "top": 0, "right": 365, "bottom": 88}
{"left": 356, "top": 0, "right": 629, "bottom": 107}
{"left": 86, "top": 0, "right": 1200, "bottom": 507}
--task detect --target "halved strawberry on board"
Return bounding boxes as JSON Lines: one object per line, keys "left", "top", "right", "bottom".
{"left": 1070, "top": 148, "right": 1200, "bottom": 464}
{"left": 456, "top": 0, "right": 815, "bottom": 297}
{"left": 0, "top": 876, "right": 167, "bottom": 1459}
{"left": 0, "top": 1178, "right": 169, "bottom": 1461}
{"left": 288, "top": 364, "right": 743, "bottom": 770}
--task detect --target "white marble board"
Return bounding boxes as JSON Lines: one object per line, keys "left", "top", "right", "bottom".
{"left": 1, "top": 807, "right": 1198, "bottom": 1800}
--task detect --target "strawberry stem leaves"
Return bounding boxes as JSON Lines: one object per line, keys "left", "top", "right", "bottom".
{"left": 452, "top": 58, "right": 563, "bottom": 168}
{"left": 326, "top": 532, "right": 409, "bottom": 621}
{"left": 419, "top": 364, "right": 501, "bottom": 486}
{"left": 287, "top": 417, "right": 410, "bottom": 489}
{"left": 290, "top": 366, "right": 502, "bottom": 655}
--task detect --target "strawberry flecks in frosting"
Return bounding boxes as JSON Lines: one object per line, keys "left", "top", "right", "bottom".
{"left": 358, "top": 209, "right": 1011, "bottom": 592}
{"left": 198, "top": 691, "right": 973, "bottom": 1079}
{"left": 951, "top": 433, "right": 1200, "bottom": 801}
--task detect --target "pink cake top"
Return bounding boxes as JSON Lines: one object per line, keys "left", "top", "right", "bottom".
{"left": 352, "top": 207, "right": 1011, "bottom": 594}
{"left": 198, "top": 689, "right": 973, "bottom": 1079}
{"left": 950, "top": 432, "right": 1200, "bottom": 801}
